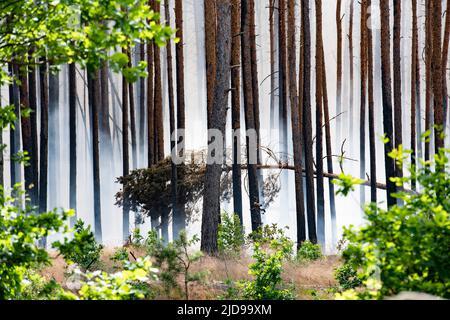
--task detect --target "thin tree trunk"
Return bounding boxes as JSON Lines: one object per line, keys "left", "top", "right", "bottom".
{"left": 269, "top": 0, "right": 277, "bottom": 130}
{"left": 19, "top": 67, "right": 36, "bottom": 206}
{"left": 288, "top": 0, "right": 306, "bottom": 245}
{"left": 393, "top": 0, "right": 403, "bottom": 178}
{"left": 38, "top": 59, "right": 48, "bottom": 217}
{"left": 360, "top": 0, "right": 367, "bottom": 205}
{"left": 153, "top": 0, "right": 164, "bottom": 163}
{"left": 348, "top": 1, "right": 354, "bottom": 145}
{"left": 174, "top": 0, "right": 187, "bottom": 238}
{"left": 139, "top": 43, "right": 146, "bottom": 165}
{"left": 279, "top": 0, "right": 288, "bottom": 159}
{"left": 164, "top": 0, "right": 178, "bottom": 241}
{"left": 122, "top": 49, "right": 131, "bottom": 242}
{"left": 88, "top": 71, "right": 102, "bottom": 242}
{"left": 205, "top": 0, "right": 217, "bottom": 128}
{"left": 241, "top": 0, "right": 262, "bottom": 231}
{"left": 425, "top": 0, "right": 433, "bottom": 161}
{"left": 301, "top": 0, "right": 317, "bottom": 244}
{"left": 9, "top": 64, "right": 21, "bottom": 189}
{"left": 367, "top": 0, "right": 377, "bottom": 202}
{"left": 127, "top": 52, "right": 138, "bottom": 169}
{"left": 432, "top": 0, "right": 444, "bottom": 151}
{"left": 442, "top": 0, "right": 450, "bottom": 125}
{"left": 201, "top": 0, "right": 232, "bottom": 255}
{"left": 231, "top": 0, "right": 243, "bottom": 222}
{"left": 336, "top": 0, "right": 343, "bottom": 145}
{"left": 379, "top": 0, "right": 396, "bottom": 207}
{"left": 315, "top": 0, "right": 325, "bottom": 247}
{"left": 147, "top": 29, "right": 155, "bottom": 167}
{"left": 411, "top": 0, "right": 418, "bottom": 189}
{"left": 69, "top": 63, "right": 77, "bottom": 225}
{"left": 28, "top": 54, "right": 39, "bottom": 207}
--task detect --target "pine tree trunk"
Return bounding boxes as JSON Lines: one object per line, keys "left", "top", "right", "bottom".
{"left": 122, "top": 54, "right": 130, "bottom": 242}
{"left": 348, "top": 1, "right": 354, "bottom": 145}
{"left": 411, "top": 0, "right": 418, "bottom": 189}
{"left": 380, "top": 0, "right": 396, "bottom": 207}
{"left": 431, "top": 0, "right": 444, "bottom": 151}
{"left": 231, "top": 0, "right": 243, "bottom": 222}
{"left": 269, "top": 0, "right": 276, "bottom": 130}
{"left": 9, "top": 64, "right": 21, "bottom": 189}
{"left": 28, "top": 54, "right": 39, "bottom": 207}
{"left": 201, "top": 0, "right": 232, "bottom": 255}
{"left": 205, "top": 0, "right": 217, "bottom": 128}
{"left": 127, "top": 52, "right": 138, "bottom": 169}
{"left": 174, "top": 0, "right": 187, "bottom": 237}
{"left": 393, "top": 0, "right": 403, "bottom": 178}
{"left": 288, "top": 0, "right": 306, "bottom": 245}
{"left": 279, "top": 0, "right": 288, "bottom": 159}
{"left": 336, "top": 0, "right": 343, "bottom": 144}
{"left": 38, "top": 60, "right": 48, "bottom": 217}
{"left": 164, "top": 0, "right": 179, "bottom": 241}
{"left": 147, "top": 31, "right": 155, "bottom": 167}
{"left": 241, "top": 0, "right": 262, "bottom": 231}
{"left": 360, "top": 0, "right": 367, "bottom": 205}
{"left": 139, "top": 43, "right": 146, "bottom": 165}
{"left": 153, "top": 0, "right": 164, "bottom": 163}
{"left": 301, "top": 0, "right": 317, "bottom": 244}
{"left": 367, "top": 0, "right": 377, "bottom": 202}
{"left": 88, "top": 70, "right": 103, "bottom": 242}
{"left": 69, "top": 63, "right": 77, "bottom": 225}
{"left": 442, "top": 0, "right": 450, "bottom": 124}
{"left": 425, "top": 0, "right": 432, "bottom": 161}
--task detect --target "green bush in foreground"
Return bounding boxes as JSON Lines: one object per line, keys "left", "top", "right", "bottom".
{"left": 218, "top": 213, "right": 245, "bottom": 258}
{"left": 334, "top": 146, "right": 450, "bottom": 299}
{"left": 297, "top": 240, "right": 323, "bottom": 263}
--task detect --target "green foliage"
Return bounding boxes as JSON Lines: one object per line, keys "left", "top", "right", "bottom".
{"left": 239, "top": 231, "right": 295, "bottom": 300}
{"left": 128, "top": 228, "right": 145, "bottom": 247}
{"left": 333, "top": 173, "right": 364, "bottom": 197}
{"left": 218, "top": 213, "right": 245, "bottom": 258}
{"left": 146, "top": 230, "right": 204, "bottom": 299}
{"left": 247, "top": 224, "right": 290, "bottom": 245}
{"left": 61, "top": 257, "right": 158, "bottom": 300}
{"left": 0, "top": 185, "right": 73, "bottom": 300}
{"left": 110, "top": 247, "right": 130, "bottom": 269}
{"left": 334, "top": 264, "right": 363, "bottom": 291}
{"left": 337, "top": 146, "right": 450, "bottom": 299}
{"left": 297, "top": 240, "right": 323, "bottom": 263}
{"left": 18, "top": 270, "right": 62, "bottom": 300}
{"left": 53, "top": 219, "right": 104, "bottom": 271}
{"left": 0, "top": 0, "right": 176, "bottom": 84}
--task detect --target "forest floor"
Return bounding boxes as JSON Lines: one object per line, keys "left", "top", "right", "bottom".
{"left": 42, "top": 248, "right": 341, "bottom": 300}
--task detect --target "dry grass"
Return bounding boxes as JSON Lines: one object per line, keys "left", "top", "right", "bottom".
{"left": 40, "top": 247, "right": 341, "bottom": 300}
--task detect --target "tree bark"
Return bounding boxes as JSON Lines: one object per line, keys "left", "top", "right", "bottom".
{"left": 241, "top": 0, "right": 262, "bottom": 231}
{"left": 231, "top": 0, "right": 243, "bottom": 222}
{"left": 201, "top": 0, "right": 232, "bottom": 255}
{"left": 360, "top": 0, "right": 367, "bottom": 205}
{"left": 69, "top": 63, "right": 77, "bottom": 225}
{"left": 288, "top": 0, "right": 306, "bottom": 245}
{"left": 38, "top": 60, "right": 48, "bottom": 217}
{"left": 336, "top": 0, "right": 343, "bottom": 144}
{"left": 348, "top": 1, "right": 354, "bottom": 145}
{"left": 122, "top": 51, "right": 130, "bottom": 242}
{"left": 301, "top": 0, "right": 317, "bottom": 244}
{"left": 393, "top": 0, "right": 402, "bottom": 178}
{"left": 204, "top": 0, "right": 217, "bottom": 128}
{"left": 379, "top": 0, "right": 396, "bottom": 207}
{"left": 28, "top": 54, "right": 39, "bottom": 207}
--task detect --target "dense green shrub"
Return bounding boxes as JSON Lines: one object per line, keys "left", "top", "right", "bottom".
{"left": 53, "top": 219, "right": 104, "bottom": 271}
{"left": 297, "top": 240, "right": 323, "bottom": 263}
{"left": 0, "top": 185, "right": 72, "bottom": 300}
{"left": 334, "top": 147, "right": 450, "bottom": 299}
{"left": 334, "top": 264, "right": 363, "bottom": 291}
{"left": 218, "top": 213, "right": 245, "bottom": 257}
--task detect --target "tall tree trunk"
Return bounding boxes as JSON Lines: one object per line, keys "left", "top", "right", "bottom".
{"left": 425, "top": 0, "right": 433, "bottom": 161}
{"left": 360, "top": 0, "right": 367, "bottom": 205}
{"left": 38, "top": 60, "right": 48, "bottom": 217}
{"left": 122, "top": 51, "right": 130, "bottom": 242}
{"left": 174, "top": 0, "right": 187, "bottom": 237}
{"left": 241, "top": 0, "right": 262, "bottom": 231}
{"left": 411, "top": 0, "right": 419, "bottom": 189}
{"left": 153, "top": 1, "right": 164, "bottom": 164}
{"left": 278, "top": 0, "right": 288, "bottom": 159}
{"left": 348, "top": 0, "right": 354, "bottom": 146}
{"left": 9, "top": 64, "right": 21, "bottom": 190}
{"left": 231, "top": 0, "right": 243, "bottom": 222}
{"left": 69, "top": 63, "right": 77, "bottom": 225}
{"left": 379, "top": 0, "right": 396, "bottom": 207}
{"left": 320, "top": 46, "right": 337, "bottom": 247}
{"left": 301, "top": 0, "right": 317, "bottom": 244}
{"left": 139, "top": 43, "right": 146, "bottom": 165}
{"left": 127, "top": 53, "right": 138, "bottom": 169}
{"left": 164, "top": 0, "right": 179, "bottom": 241}
{"left": 201, "top": 0, "right": 232, "bottom": 255}
{"left": 336, "top": 0, "right": 343, "bottom": 144}
{"left": 431, "top": 0, "right": 444, "bottom": 151}
{"left": 147, "top": 31, "right": 155, "bottom": 167}
{"left": 315, "top": 0, "right": 325, "bottom": 247}
{"left": 205, "top": 0, "right": 217, "bottom": 128}
{"left": 367, "top": 0, "right": 377, "bottom": 202}
{"left": 269, "top": 0, "right": 277, "bottom": 130}
{"left": 28, "top": 54, "right": 39, "bottom": 207}
{"left": 19, "top": 67, "right": 35, "bottom": 206}
{"left": 288, "top": 0, "right": 306, "bottom": 245}
{"left": 393, "top": 0, "right": 403, "bottom": 178}
{"left": 442, "top": 0, "right": 450, "bottom": 125}
{"left": 88, "top": 71, "right": 102, "bottom": 242}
